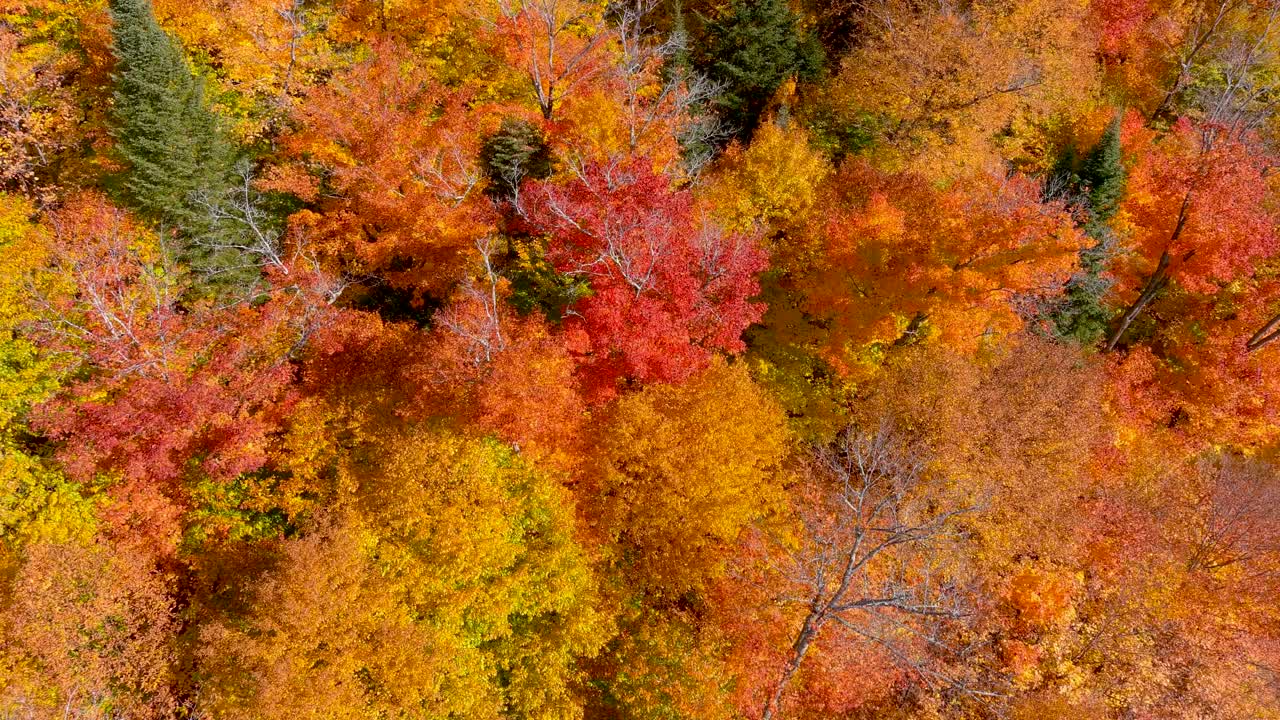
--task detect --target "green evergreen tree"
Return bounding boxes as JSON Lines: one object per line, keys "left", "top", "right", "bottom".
{"left": 1052, "top": 229, "right": 1117, "bottom": 346}
{"left": 1049, "top": 114, "right": 1127, "bottom": 346}
{"left": 1078, "top": 115, "right": 1126, "bottom": 230}
{"left": 694, "top": 0, "right": 823, "bottom": 142}
{"left": 668, "top": 0, "right": 692, "bottom": 75}
{"left": 107, "top": 0, "right": 243, "bottom": 285}
{"left": 479, "top": 119, "right": 554, "bottom": 201}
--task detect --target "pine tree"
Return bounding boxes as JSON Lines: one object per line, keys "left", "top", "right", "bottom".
{"left": 1079, "top": 115, "right": 1125, "bottom": 230}
{"left": 107, "top": 0, "right": 239, "bottom": 282}
{"left": 479, "top": 119, "right": 554, "bottom": 201}
{"left": 668, "top": 0, "right": 692, "bottom": 75}
{"left": 1052, "top": 229, "right": 1117, "bottom": 345}
{"left": 1050, "top": 114, "right": 1126, "bottom": 346}
{"left": 694, "top": 0, "right": 823, "bottom": 142}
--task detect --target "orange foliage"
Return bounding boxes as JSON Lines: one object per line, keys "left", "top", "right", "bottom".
{"left": 831, "top": 0, "right": 1099, "bottom": 174}
{"left": 791, "top": 164, "right": 1085, "bottom": 377}
{"left": 0, "top": 538, "right": 177, "bottom": 718}
{"left": 3, "top": 1, "right": 1280, "bottom": 717}
{"left": 283, "top": 44, "right": 498, "bottom": 299}
{"left": 585, "top": 359, "right": 788, "bottom": 598}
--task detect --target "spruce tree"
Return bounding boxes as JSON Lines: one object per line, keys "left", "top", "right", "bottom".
{"left": 1050, "top": 115, "right": 1127, "bottom": 346}
{"left": 1052, "top": 230, "right": 1117, "bottom": 345}
{"left": 1078, "top": 115, "right": 1125, "bottom": 230}
{"left": 107, "top": 0, "right": 238, "bottom": 280}
{"left": 480, "top": 119, "right": 554, "bottom": 201}
{"left": 668, "top": 0, "right": 692, "bottom": 75}
{"left": 694, "top": 0, "right": 823, "bottom": 142}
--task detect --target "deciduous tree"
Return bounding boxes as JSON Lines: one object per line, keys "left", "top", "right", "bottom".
{"left": 0, "top": 538, "right": 178, "bottom": 718}
{"left": 519, "top": 158, "right": 766, "bottom": 398}
{"left": 1104, "top": 115, "right": 1277, "bottom": 351}
{"left": 284, "top": 43, "right": 496, "bottom": 300}
{"left": 791, "top": 163, "right": 1084, "bottom": 377}
{"left": 585, "top": 359, "right": 787, "bottom": 598}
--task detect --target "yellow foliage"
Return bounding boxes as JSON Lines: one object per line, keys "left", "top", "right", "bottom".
{"left": 587, "top": 359, "right": 789, "bottom": 598}
{"left": 197, "top": 516, "right": 484, "bottom": 719}
{"left": 202, "top": 428, "right": 607, "bottom": 719}
{"left": 830, "top": 0, "right": 1099, "bottom": 177}
{"left": 359, "top": 431, "right": 610, "bottom": 718}
{"left": 701, "top": 120, "right": 830, "bottom": 233}
{"left": 593, "top": 609, "right": 737, "bottom": 720}
{"left": 1007, "top": 566, "right": 1077, "bottom": 629}
{"left": 557, "top": 88, "right": 635, "bottom": 163}
{"left": 0, "top": 194, "right": 93, "bottom": 552}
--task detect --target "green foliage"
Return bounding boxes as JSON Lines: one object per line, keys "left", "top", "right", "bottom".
{"left": 0, "top": 197, "right": 95, "bottom": 549}
{"left": 800, "top": 103, "right": 878, "bottom": 161}
{"left": 1051, "top": 233, "right": 1116, "bottom": 346}
{"left": 480, "top": 118, "right": 554, "bottom": 200}
{"left": 1045, "top": 116, "right": 1125, "bottom": 346}
{"left": 505, "top": 237, "right": 590, "bottom": 321}
{"left": 694, "top": 0, "right": 824, "bottom": 141}
{"left": 107, "top": 0, "right": 237, "bottom": 278}
{"left": 181, "top": 471, "right": 291, "bottom": 549}
{"left": 1079, "top": 115, "right": 1126, "bottom": 230}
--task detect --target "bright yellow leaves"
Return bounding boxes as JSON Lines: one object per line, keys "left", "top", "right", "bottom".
{"left": 202, "top": 428, "right": 606, "bottom": 719}
{"left": 586, "top": 359, "right": 788, "bottom": 598}
{"left": 149, "top": 0, "right": 493, "bottom": 139}
{"left": 198, "top": 517, "right": 473, "bottom": 719}
{"left": 0, "top": 195, "right": 53, "bottom": 427}
{"left": 0, "top": 194, "right": 94, "bottom": 554}
{"left": 701, "top": 120, "right": 830, "bottom": 233}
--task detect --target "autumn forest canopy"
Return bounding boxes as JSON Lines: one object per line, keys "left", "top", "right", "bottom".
{"left": 5, "top": 0, "right": 1280, "bottom": 717}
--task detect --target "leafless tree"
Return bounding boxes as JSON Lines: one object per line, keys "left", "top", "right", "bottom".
{"left": 191, "top": 159, "right": 289, "bottom": 281}
{"left": 28, "top": 207, "right": 188, "bottom": 380}
{"left": 611, "top": 0, "right": 727, "bottom": 176}
{"left": 757, "top": 425, "right": 995, "bottom": 720}
{"left": 1149, "top": 0, "right": 1251, "bottom": 123}
{"left": 514, "top": 157, "right": 673, "bottom": 298}
{"left": 1195, "top": 1, "right": 1280, "bottom": 143}
{"left": 413, "top": 132, "right": 484, "bottom": 210}
{"left": 189, "top": 159, "right": 352, "bottom": 308}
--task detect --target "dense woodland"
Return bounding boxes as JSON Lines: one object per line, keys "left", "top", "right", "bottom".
{"left": 2, "top": 0, "right": 1280, "bottom": 717}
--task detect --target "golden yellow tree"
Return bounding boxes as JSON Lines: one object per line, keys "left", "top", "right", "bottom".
{"left": 200, "top": 429, "right": 608, "bottom": 719}
{"left": 585, "top": 359, "right": 789, "bottom": 599}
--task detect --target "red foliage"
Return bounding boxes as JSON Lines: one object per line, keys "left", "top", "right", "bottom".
{"left": 1119, "top": 116, "right": 1277, "bottom": 295}
{"left": 520, "top": 159, "right": 767, "bottom": 399}
{"left": 1088, "top": 0, "right": 1153, "bottom": 58}
{"left": 1106, "top": 116, "right": 1280, "bottom": 446}
{"left": 28, "top": 195, "right": 310, "bottom": 490}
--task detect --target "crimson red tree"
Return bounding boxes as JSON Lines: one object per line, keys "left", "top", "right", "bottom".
{"left": 519, "top": 159, "right": 766, "bottom": 399}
